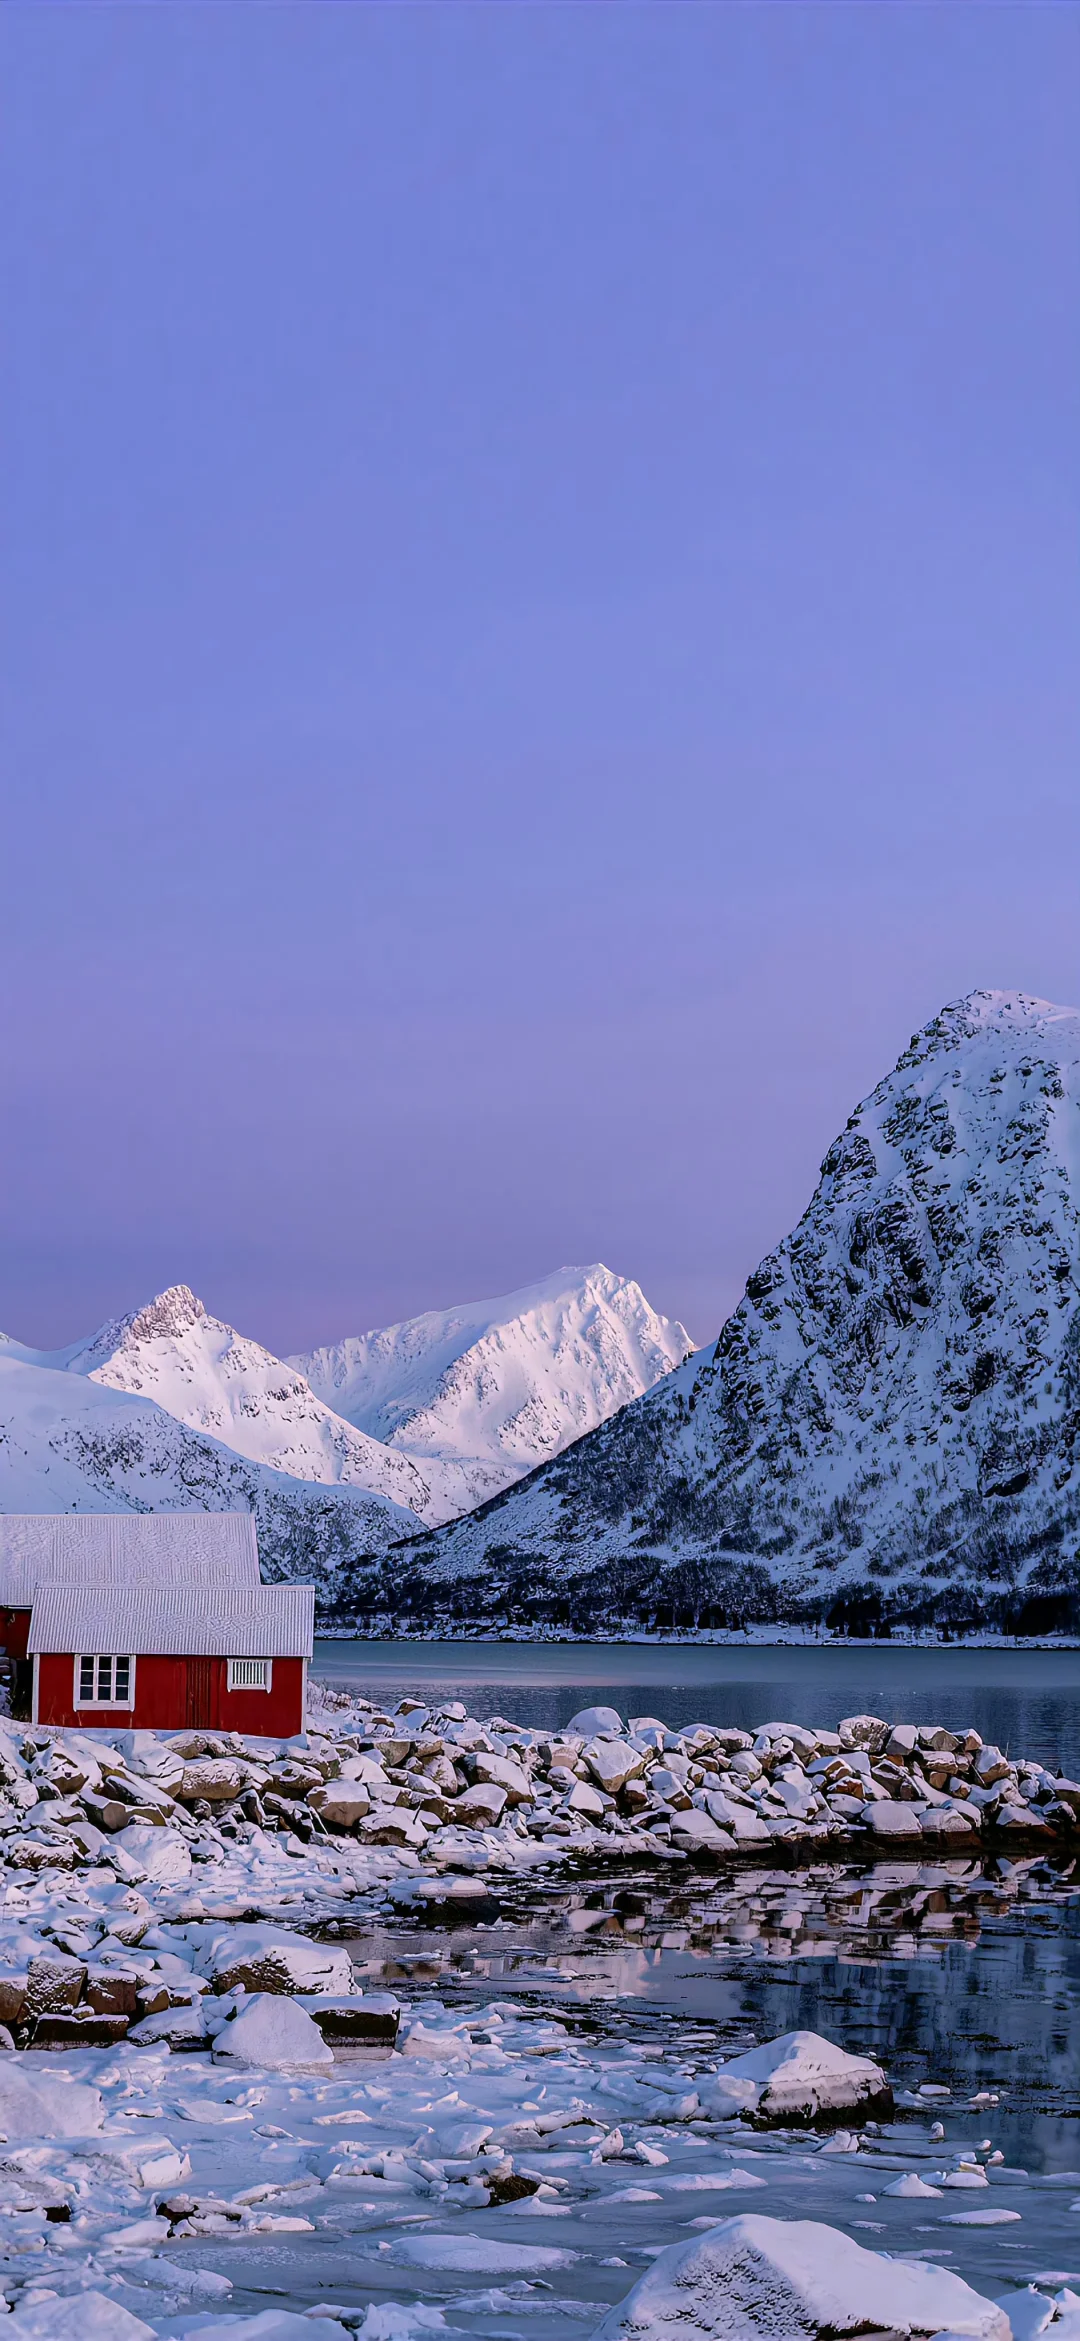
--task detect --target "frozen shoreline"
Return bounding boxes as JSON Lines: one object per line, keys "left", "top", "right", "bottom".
{"left": 0, "top": 1691, "right": 1073, "bottom": 2334}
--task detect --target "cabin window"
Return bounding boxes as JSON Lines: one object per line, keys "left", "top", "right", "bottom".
{"left": 75, "top": 1655, "right": 134, "bottom": 1707}
{"left": 227, "top": 1657, "right": 271, "bottom": 1691}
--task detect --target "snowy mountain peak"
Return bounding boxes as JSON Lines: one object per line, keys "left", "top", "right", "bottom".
{"left": 67, "top": 1283, "right": 210, "bottom": 1375}
{"left": 291, "top": 1263, "right": 691, "bottom": 1517}
{"left": 895, "top": 989, "right": 1080, "bottom": 1070}
{"left": 401, "top": 992, "right": 1080, "bottom": 1634}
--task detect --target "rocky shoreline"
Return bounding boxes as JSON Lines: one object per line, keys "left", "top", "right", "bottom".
{"left": 0, "top": 1690, "right": 1070, "bottom": 2333}
{"left": 0, "top": 1690, "right": 1067, "bottom": 2056}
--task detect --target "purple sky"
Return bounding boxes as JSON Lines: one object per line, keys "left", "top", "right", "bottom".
{"left": 2, "top": 5, "right": 1078, "bottom": 1357}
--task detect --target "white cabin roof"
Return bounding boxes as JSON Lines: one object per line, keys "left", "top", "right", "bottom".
{"left": 28, "top": 1581, "right": 313, "bottom": 1659}
{"left": 0, "top": 1513, "right": 260, "bottom": 1607}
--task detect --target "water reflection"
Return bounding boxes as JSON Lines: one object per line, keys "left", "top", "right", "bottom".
{"left": 346, "top": 1852, "right": 1080, "bottom": 2173}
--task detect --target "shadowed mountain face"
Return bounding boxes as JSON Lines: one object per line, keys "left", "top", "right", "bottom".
{"left": 378, "top": 993, "right": 1080, "bottom": 1635}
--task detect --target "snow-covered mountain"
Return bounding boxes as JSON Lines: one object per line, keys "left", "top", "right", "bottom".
{"left": 11, "top": 1284, "right": 454, "bottom": 1525}
{"left": 390, "top": 993, "right": 1080, "bottom": 1635}
{"left": 0, "top": 1267, "right": 687, "bottom": 1574}
{"left": 291, "top": 1265, "right": 691, "bottom": 1520}
{"left": 0, "top": 1347, "right": 424, "bottom": 1591}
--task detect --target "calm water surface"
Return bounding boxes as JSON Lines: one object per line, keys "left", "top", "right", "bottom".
{"left": 314, "top": 1639, "right": 1080, "bottom": 2217}
{"left": 313, "top": 1639, "right": 1080, "bottom": 1773}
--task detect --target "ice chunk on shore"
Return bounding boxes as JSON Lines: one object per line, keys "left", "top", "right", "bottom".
{"left": 185, "top": 2318, "right": 352, "bottom": 2340}
{"left": 994, "top": 2290, "right": 1056, "bottom": 2341}
{"left": 590, "top": 2214, "right": 1009, "bottom": 2340}
{"left": 699, "top": 2031, "right": 891, "bottom": 2125}
{"left": 387, "top": 2232, "right": 577, "bottom": 2271}
{"left": 8, "top": 2295, "right": 155, "bottom": 2338}
{"left": 0, "top": 2061, "right": 103, "bottom": 2138}
{"left": 212, "top": 1992, "right": 334, "bottom": 2068}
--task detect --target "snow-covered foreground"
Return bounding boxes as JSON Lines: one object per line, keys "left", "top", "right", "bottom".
{"left": 0, "top": 1692, "right": 1075, "bottom": 2334}
{"left": 0, "top": 1979, "right": 1075, "bottom": 2339}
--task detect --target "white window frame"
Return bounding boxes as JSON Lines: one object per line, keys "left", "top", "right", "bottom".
{"left": 227, "top": 1657, "right": 272, "bottom": 1692}
{"left": 74, "top": 1654, "right": 136, "bottom": 1709}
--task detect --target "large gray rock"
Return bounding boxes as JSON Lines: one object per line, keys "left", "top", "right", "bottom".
{"left": 589, "top": 2213, "right": 1009, "bottom": 2341}
{"left": 208, "top": 1927, "right": 353, "bottom": 1997}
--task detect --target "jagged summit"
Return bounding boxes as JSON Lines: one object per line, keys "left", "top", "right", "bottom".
{"left": 291, "top": 1263, "right": 691, "bottom": 1517}
{"left": 891, "top": 989, "right": 1080, "bottom": 1071}
{"left": 64, "top": 1283, "right": 209, "bottom": 1373}
{"left": 391, "top": 991, "right": 1080, "bottom": 1634}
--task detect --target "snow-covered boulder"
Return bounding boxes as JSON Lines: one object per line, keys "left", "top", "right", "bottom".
{"left": 698, "top": 2032, "right": 891, "bottom": 2126}
{"left": 704, "top": 1792, "right": 772, "bottom": 1843}
{"left": 586, "top": 1738, "right": 645, "bottom": 1795}
{"left": 866, "top": 1801, "right": 923, "bottom": 1839}
{"left": 178, "top": 1757, "right": 246, "bottom": 1803}
{"left": 0, "top": 2062, "right": 104, "bottom": 2138}
{"left": 306, "top": 1779, "right": 371, "bottom": 1828}
{"left": 128, "top": 2000, "right": 209, "bottom": 2050}
{"left": 211, "top": 1993, "right": 333, "bottom": 2069}
{"left": 208, "top": 1926, "right": 353, "bottom": 1996}
{"left": 8, "top": 2294, "right": 155, "bottom": 2339}
{"left": 669, "top": 1809, "right": 735, "bottom": 1852}
{"left": 114, "top": 1824, "right": 192, "bottom": 1882}
{"left": 568, "top": 1706, "right": 624, "bottom": 1738}
{"left": 590, "top": 2215, "right": 1008, "bottom": 2341}
{"left": 466, "top": 1749, "right": 533, "bottom": 1803}
{"left": 453, "top": 1783, "right": 508, "bottom": 1828}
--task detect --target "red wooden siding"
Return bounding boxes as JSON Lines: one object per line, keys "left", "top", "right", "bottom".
{"left": 0, "top": 1611, "right": 31, "bottom": 1661}
{"left": 34, "top": 1652, "right": 306, "bottom": 1737}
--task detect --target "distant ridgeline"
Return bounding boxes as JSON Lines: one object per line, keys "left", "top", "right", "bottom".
{"left": 327, "top": 992, "right": 1080, "bottom": 1638}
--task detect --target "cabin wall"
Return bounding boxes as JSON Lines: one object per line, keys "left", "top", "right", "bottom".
{"left": 33, "top": 1653, "right": 306, "bottom": 1736}
{"left": 0, "top": 1611, "right": 31, "bottom": 1661}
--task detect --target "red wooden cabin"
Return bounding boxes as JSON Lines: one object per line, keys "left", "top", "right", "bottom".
{"left": 0, "top": 1515, "right": 262, "bottom": 1718}
{"left": 29, "top": 1582, "right": 314, "bottom": 1736}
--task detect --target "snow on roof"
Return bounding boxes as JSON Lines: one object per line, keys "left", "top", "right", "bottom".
{"left": 0, "top": 1513, "right": 260, "bottom": 1607}
{"left": 28, "top": 1580, "right": 313, "bottom": 1659}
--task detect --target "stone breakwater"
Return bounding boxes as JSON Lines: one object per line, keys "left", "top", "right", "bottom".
{"left": 0, "top": 1689, "right": 1066, "bottom": 2049}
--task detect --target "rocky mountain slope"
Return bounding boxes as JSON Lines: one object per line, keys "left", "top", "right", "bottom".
{"left": 292, "top": 1265, "right": 691, "bottom": 1520}
{"left": 382, "top": 993, "right": 1080, "bottom": 1635}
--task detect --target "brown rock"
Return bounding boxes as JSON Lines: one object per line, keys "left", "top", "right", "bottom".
{"left": 32, "top": 2011, "right": 130, "bottom": 2048}
{"left": 178, "top": 1760, "right": 246, "bottom": 1804}
{"left": 136, "top": 1982, "right": 171, "bottom": 2019}
{"left": 85, "top": 1968, "right": 140, "bottom": 2018}
{"left": 13, "top": 1839, "right": 78, "bottom": 1871}
{"left": 81, "top": 1794, "right": 130, "bottom": 1834}
{"left": 0, "top": 1974, "right": 26, "bottom": 2025}
{"left": 23, "top": 1955, "right": 87, "bottom": 2025}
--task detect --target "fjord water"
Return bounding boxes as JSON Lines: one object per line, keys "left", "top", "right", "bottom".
{"left": 320, "top": 1639, "right": 1080, "bottom": 2230}
{"left": 314, "top": 1639, "right": 1080, "bottom": 1773}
